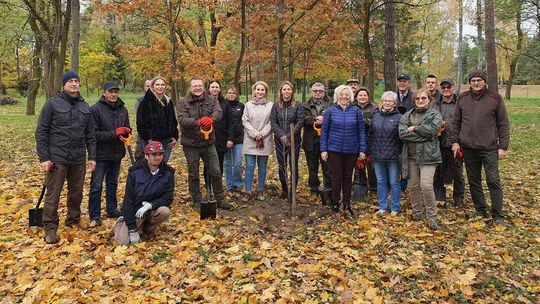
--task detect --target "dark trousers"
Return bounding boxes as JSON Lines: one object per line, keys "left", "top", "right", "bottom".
{"left": 134, "top": 139, "right": 144, "bottom": 165}
{"left": 463, "top": 148, "right": 504, "bottom": 219}
{"left": 43, "top": 163, "right": 86, "bottom": 233}
{"left": 275, "top": 141, "right": 301, "bottom": 194}
{"left": 434, "top": 146, "right": 465, "bottom": 204}
{"left": 304, "top": 145, "right": 332, "bottom": 193}
{"left": 88, "top": 160, "right": 121, "bottom": 220}
{"left": 204, "top": 150, "right": 226, "bottom": 189}
{"left": 183, "top": 144, "right": 224, "bottom": 203}
{"left": 354, "top": 163, "right": 376, "bottom": 190}
{"left": 328, "top": 152, "right": 357, "bottom": 208}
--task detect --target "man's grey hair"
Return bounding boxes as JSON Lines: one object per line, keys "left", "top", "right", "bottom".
{"left": 311, "top": 82, "right": 325, "bottom": 91}
{"left": 381, "top": 91, "right": 398, "bottom": 103}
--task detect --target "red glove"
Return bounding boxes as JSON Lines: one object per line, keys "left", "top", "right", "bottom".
{"left": 366, "top": 154, "right": 373, "bottom": 164}
{"left": 357, "top": 159, "right": 365, "bottom": 169}
{"left": 454, "top": 148, "right": 464, "bottom": 164}
{"left": 197, "top": 117, "right": 214, "bottom": 127}
{"left": 115, "top": 127, "right": 131, "bottom": 137}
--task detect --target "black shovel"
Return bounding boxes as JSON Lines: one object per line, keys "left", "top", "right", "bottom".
{"left": 200, "top": 125, "right": 216, "bottom": 220}
{"left": 29, "top": 163, "right": 54, "bottom": 227}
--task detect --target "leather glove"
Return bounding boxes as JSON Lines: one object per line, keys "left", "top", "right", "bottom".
{"left": 359, "top": 152, "right": 366, "bottom": 160}
{"left": 129, "top": 229, "right": 140, "bottom": 244}
{"left": 135, "top": 201, "right": 152, "bottom": 218}
{"left": 115, "top": 127, "right": 131, "bottom": 137}
{"left": 357, "top": 159, "right": 365, "bottom": 169}
{"left": 197, "top": 117, "right": 214, "bottom": 127}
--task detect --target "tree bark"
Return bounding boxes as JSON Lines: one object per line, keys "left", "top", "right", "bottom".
{"left": 505, "top": 8, "right": 523, "bottom": 100}
{"left": 234, "top": 0, "right": 246, "bottom": 93}
{"left": 384, "top": 0, "right": 396, "bottom": 92}
{"left": 277, "top": 0, "right": 285, "bottom": 86}
{"left": 168, "top": 0, "right": 180, "bottom": 105}
{"left": 484, "top": 0, "right": 498, "bottom": 90}
{"left": 476, "top": 0, "right": 484, "bottom": 70}
{"left": 362, "top": 1, "right": 375, "bottom": 103}
{"left": 70, "top": 0, "right": 80, "bottom": 73}
{"left": 0, "top": 62, "right": 6, "bottom": 95}
{"left": 27, "top": 13, "right": 42, "bottom": 115}
{"left": 456, "top": 0, "right": 464, "bottom": 94}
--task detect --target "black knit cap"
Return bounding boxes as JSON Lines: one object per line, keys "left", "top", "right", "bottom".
{"left": 62, "top": 71, "right": 80, "bottom": 86}
{"left": 468, "top": 69, "right": 487, "bottom": 83}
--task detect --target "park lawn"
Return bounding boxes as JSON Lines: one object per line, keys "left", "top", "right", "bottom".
{"left": 0, "top": 97, "right": 538, "bottom": 303}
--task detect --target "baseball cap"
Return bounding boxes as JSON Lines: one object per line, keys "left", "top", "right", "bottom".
{"left": 397, "top": 73, "right": 410, "bottom": 81}
{"left": 145, "top": 141, "right": 164, "bottom": 154}
{"left": 440, "top": 78, "right": 455, "bottom": 86}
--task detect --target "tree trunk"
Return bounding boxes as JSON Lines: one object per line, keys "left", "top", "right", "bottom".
{"left": 0, "top": 62, "right": 6, "bottom": 95}
{"left": 168, "top": 0, "right": 180, "bottom": 105}
{"left": 277, "top": 0, "right": 285, "bottom": 86}
{"left": 484, "top": 0, "right": 498, "bottom": 90}
{"left": 234, "top": 0, "right": 246, "bottom": 92}
{"left": 27, "top": 17, "right": 42, "bottom": 116}
{"left": 362, "top": 1, "right": 374, "bottom": 103}
{"left": 456, "top": 0, "right": 464, "bottom": 94}
{"left": 55, "top": 0, "right": 71, "bottom": 93}
{"left": 384, "top": 0, "right": 396, "bottom": 92}
{"left": 70, "top": 0, "right": 80, "bottom": 73}
{"left": 505, "top": 8, "right": 523, "bottom": 100}
{"left": 476, "top": 0, "right": 484, "bottom": 70}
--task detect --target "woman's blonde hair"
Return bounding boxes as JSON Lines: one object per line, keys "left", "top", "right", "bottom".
{"left": 251, "top": 81, "right": 269, "bottom": 99}
{"left": 333, "top": 85, "right": 354, "bottom": 103}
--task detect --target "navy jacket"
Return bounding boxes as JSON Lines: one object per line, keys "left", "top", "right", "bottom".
{"left": 122, "top": 160, "right": 175, "bottom": 230}
{"left": 214, "top": 95, "right": 230, "bottom": 152}
{"left": 227, "top": 99, "right": 245, "bottom": 144}
{"left": 91, "top": 96, "right": 130, "bottom": 161}
{"left": 368, "top": 108, "right": 402, "bottom": 162}
{"left": 320, "top": 103, "right": 367, "bottom": 155}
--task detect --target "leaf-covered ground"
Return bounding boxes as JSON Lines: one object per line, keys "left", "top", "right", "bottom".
{"left": 0, "top": 98, "right": 539, "bottom": 303}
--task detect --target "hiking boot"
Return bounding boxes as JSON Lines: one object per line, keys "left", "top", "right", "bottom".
{"left": 412, "top": 213, "right": 423, "bottom": 221}
{"left": 192, "top": 201, "right": 201, "bottom": 211}
{"left": 218, "top": 201, "right": 232, "bottom": 210}
{"left": 257, "top": 191, "right": 265, "bottom": 201}
{"left": 89, "top": 219, "right": 102, "bottom": 228}
{"left": 469, "top": 211, "right": 488, "bottom": 222}
{"left": 428, "top": 218, "right": 439, "bottom": 230}
{"left": 44, "top": 231, "right": 59, "bottom": 244}
{"left": 345, "top": 205, "right": 355, "bottom": 218}
{"left": 492, "top": 217, "right": 504, "bottom": 226}
{"left": 107, "top": 210, "right": 122, "bottom": 218}
{"left": 330, "top": 203, "right": 339, "bottom": 213}
{"left": 454, "top": 200, "right": 464, "bottom": 208}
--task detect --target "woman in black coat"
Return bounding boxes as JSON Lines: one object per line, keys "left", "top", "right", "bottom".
{"left": 136, "top": 76, "right": 178, "bottom": 164}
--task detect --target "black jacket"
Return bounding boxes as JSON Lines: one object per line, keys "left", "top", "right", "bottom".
{"left": 121, "top": 159, "right": 175, "bottom": 230}
{"left": 136, "top": 90, "right": 179, "bottom": 142}
{"left": 227, "top": 99, "right": 245, "bottom": 144}
{"left": 302, "top": 96, "right": 331, "bottom": 152}
{"left": 271, "top": 101, "right": 305, "bottom": 143}
{"left": 396, "top": 90, "right": 414, "bottom": 114}
{"left": 90, "top": 96, "right": 130, "bottom": 161}
{"left": 214, "top": 95, "right": 230, "bottom": 152}
{"left": 36, "top": 91, "right": 96, "bottom": 165}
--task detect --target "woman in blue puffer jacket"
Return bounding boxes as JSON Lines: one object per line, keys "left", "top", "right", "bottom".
{"left": 369, "top": 91, "right": 402, "bottom": 216}
{"left": 320, "top": 85, "right": 367, "bottom": 216}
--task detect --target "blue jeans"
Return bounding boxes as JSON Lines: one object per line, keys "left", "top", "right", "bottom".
{"left": 374, "top": 161, "right": 401, "bottom": 212}
{"left": 224, "top": 144, "right": 243, "bottom": 190}
{"left": 144, "top": 139, "right": 172, "bottom": 164}
{"left": 245, "top": 154, "right": 268, "bottom": 193}
{"left": 88, "top": 160, "right": 121, "bottom": 220}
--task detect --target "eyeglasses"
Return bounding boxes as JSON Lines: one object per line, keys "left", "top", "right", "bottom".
{"left": 415, "top": 96, "right": 429, "bottom": 100}
{"left": 382, "top": 99, "right": 395, "bottom": 103}
{"left": 312, "top": 90, "right": 324, "bottom": 93}
{"left": 441, "top": 86, "right": 453, "bottom": 90}
{"left": 470, "top": 79, "right": 484, "bottom": 83}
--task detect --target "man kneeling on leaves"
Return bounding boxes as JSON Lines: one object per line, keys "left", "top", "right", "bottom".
{"left": 113, "top": 141, "right": 174, "bottom": 245}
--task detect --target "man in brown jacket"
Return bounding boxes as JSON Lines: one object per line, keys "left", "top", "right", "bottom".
{"left": 177, "top": 77, "right": 231, "bottom": 210}
{"left": 452, "top": 70, "right": 510, "bottom": 225}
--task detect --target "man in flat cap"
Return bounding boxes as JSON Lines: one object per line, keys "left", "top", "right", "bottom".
{"left": 433, "top": 78, "right": 464, "bottom": 208}
{"left": 452, "top": 70, "right": 509, "bottom": 225}
{"left": 396, "top": 73, "right": 414, "bottom": 114}
{"left": 346, "top": 79, "right": 360, "bottom": 97}
{"left": 88, "top": 81, "right": 131, "bottom": 228}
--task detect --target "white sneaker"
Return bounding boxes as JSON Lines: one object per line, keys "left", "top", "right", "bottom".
{"left": 390, "top": 211, "right": 398, "bottom": 216}
{"left": 375, "top": 210, "right": 386, "bottom": 215}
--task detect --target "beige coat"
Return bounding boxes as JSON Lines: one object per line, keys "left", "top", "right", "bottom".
{"left": 242, "top": 98, "right": 274, "bottom": 156}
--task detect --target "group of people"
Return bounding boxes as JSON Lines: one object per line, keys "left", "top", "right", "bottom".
{"left": 35, "top": 68, "right": 509, "bottom": 245}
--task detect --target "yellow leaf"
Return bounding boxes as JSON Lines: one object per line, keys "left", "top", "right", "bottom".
{"left": 320, "top": 291, "right": 329, "bottom": 301}
{"left": 256, "top": 270, "right": 272, "bottom": 282}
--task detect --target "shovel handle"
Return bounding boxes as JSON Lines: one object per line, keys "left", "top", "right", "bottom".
{"left": 200, "top": 125, "right": 213, "bottom": 140}
{"left": 119, "top": 133, "right": 132, "bottom": 146}
{"left": 313, "top": 122, "right": 321, "bottom": 137}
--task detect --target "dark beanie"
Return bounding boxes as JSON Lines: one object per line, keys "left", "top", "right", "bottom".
{"left": 468, "top": 69, "right": 487, "bottom": 83}
{"left": 62, "top": 71, "right": 80, "bottom": 86}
